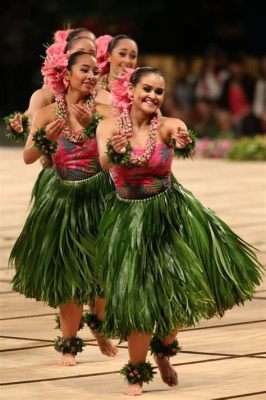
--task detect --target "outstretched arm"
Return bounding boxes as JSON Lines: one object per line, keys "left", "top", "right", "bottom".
{"left": 4, "top": 88, "right": 54, "bottom": 139}
{"left": 161, "top": 118, "right": 191, "bottom": 148}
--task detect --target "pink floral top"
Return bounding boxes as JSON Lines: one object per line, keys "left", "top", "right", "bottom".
{"left": 53, "top": 135, "right": 102, "bottom": 180}
{"left": 111, "top": 143, "right": 173, "bottom": 199}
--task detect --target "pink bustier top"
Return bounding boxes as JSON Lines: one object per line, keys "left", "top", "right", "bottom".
{"left": 52, "top": 136, "right": 102, "bottom": 181}
{"left": 111, "top": 143, "right": 173, "bottom": 199}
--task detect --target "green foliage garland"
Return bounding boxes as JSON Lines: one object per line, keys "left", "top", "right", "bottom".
{"left": 83, "top": 312, "right": 102, "bottom": 332}
{"left": 150, "top": 336, "right": 181, "bottom": 358}
{"left": 84, "top": 114, "right": 103, "bottom": 138}
{"left": 121, "top": 361, "right": 156, "bottom": 384}
{"left": 3, "top": 112, "right": 30, "bottom": 142}
{"left": 171, "top": 129, "right": 197, "bottom": 159}
{"left": 106, "top": 139, "right": 133, "bottom": 165}
{"left": 54, "top": 336, "right": 85, "bottom": 355}
{"left": 32, "top": 128, "right": 58, "bottom": 154}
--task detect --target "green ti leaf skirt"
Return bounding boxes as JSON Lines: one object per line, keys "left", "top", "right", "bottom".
{"left": 10, "top": 169, "right": 114, "bottom": 308}
{"left": 96, "top": 180, "right": 264, "bottom": 340}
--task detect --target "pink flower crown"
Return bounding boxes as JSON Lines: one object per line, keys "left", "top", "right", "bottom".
{"left": 53, "top": 29, "right": 73, "bottom": 45}
{"left": 110, "top": 68, "right": 135, "bottom": 116}
{"left": 41, "top": 42, "right": 69, "bottom": 95}
{"left": 95, "top": 34, "right": 113, "bottom": 74}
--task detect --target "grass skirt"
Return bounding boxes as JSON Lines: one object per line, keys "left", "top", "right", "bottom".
{"left": 97, "top": 181, "right": 263, "bottom": 339}
{"left": 10, "top": 171, "right": 114, "bottom": 308}
{"left": 30, "top": 167, "right": 56, "bottom": 203}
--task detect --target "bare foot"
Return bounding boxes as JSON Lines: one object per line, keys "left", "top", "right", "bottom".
{"left": 123, "top": 383, "right": 143, "bottom": 396}
{"left": 93, "top": 332, "right": 118, "bottom": 357}
{"left": 154, "top": 355, "right": 178, "bottom": 387}
{"left": 58, "top": 353, "right": 76, "bottom": 366}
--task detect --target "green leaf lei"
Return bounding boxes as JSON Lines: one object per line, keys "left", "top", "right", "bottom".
{"left": 32, "top": 128, "right": 58, "bottom": 155}
{"left": 83, "top": 312, "right": 102, "bottom": 332}
{"left": 170, "top": 129, "right": 197, "bottom": 159}
{"left": 121, "top": 361, "right": 156, "bottom": 384}
{"left": 54, "top": 312, "right": 102, "bottom": 332}
{"left": 3, "top": 112, "right": 30, "bottom": 142}
{"left": 106, "top": 139, "right": 133, "bottom": 165}
{"left": 83, "top": 114, "right": 103, "bottom": 138}
{"left": 54, "top": 336, "right": 85, "bottom": 355}
{"left": 150, "top": 336, "right": 181, "bottom": 358}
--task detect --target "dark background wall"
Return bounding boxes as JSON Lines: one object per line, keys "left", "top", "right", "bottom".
{"left": 1, "top": 0, "right": 265, "bottom": 115}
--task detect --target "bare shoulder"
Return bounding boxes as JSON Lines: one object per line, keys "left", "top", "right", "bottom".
{"left": 95, "top": 103, "right": 113, "bottom": 119}
{"left": 160, "top": 116, "right": 188, "bottom": 131}
{"left": 31, "top": 103, "right": 57, "bottom": 130}
{"left": 94, "top": 89, "right": 111, "bottom": 106}
{"left": 29, "top": 87, "right": 55, "bottom": 106}
{"left": 27, "top": 87, "right": 55, "bottom": 120}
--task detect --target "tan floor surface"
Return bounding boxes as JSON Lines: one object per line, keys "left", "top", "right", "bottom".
{"left": 0, "top": 148, "right": 265, "bottom": 400}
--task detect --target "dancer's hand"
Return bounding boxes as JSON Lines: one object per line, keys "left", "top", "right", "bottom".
{"left": 45, "top": 118, "right": 65, "bottom": 141}
{"left": 112, "top": 132, "right": 127, "bottom": 154}
{"left": 70, "top": 104, "right": 92, "bottom": 128}
{"left": 9, "top": 113, "right": 23, "bottom": 133}
{"left": 171, "top": 127, "right": 192, "bottom": 149}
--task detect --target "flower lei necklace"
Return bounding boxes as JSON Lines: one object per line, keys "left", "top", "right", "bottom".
{"left": 118, "top": 109, "right": 159, "bottom": 166}
{"left": 55, "top": 93, "right": 95, "bottom": 143}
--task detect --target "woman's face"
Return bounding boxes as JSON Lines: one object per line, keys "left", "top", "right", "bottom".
{"left": 108, "top": 39, "right": 138, "bottom": 75}
{"left": 131, "top": 73, "right": 165, "bottom": 114}
{"left": 67, "top": 54, "right": 99, "bottom": 94}
{"left": 69, "top": 38, "right": 97, "bottom": 57}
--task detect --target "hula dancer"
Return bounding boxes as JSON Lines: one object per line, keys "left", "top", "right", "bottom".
{"left": 9, "top": 51, "right": 118, "bottom": 366}
{"left": 95, "top": 34, "right": 138, "bottom": 106}
{"left": 96, "top": 67, "right": 263, "bottom": 395}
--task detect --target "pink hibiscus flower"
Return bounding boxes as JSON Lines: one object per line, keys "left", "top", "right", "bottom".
{"left": 41, "top": 42, "right": 69, "bottom": 94}
{"left": 95, "top": 35, "right": 113, "bottom": 73}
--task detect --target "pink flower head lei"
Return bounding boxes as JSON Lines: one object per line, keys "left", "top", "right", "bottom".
{"left": 41, "top": 41, "right": 69, "bottom": 95}
{"left": 53, "top": 29, "right": 73, "bottom": 45}
{"left": 110, "top": 67, "right": 135, "bottom": 116}
{"left": 95, "top": 34, "right": 113, "bottom": 74}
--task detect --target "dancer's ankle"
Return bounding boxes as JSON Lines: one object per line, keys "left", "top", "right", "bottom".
{"left": 83, "top": 312, "right": 102, "bottom": 332}
{"left": 54, "top": 336, "right": 85, "bottom": 356}
{"left": 121, "top": 360, "right": 156, "bottom": 394}
{"left": 150, "top": 336, "right": 181, "bottom": 359}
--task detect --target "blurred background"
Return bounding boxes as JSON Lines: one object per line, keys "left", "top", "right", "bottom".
{"left": 1, "top": 0, "right": 265, "bottom": 158}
